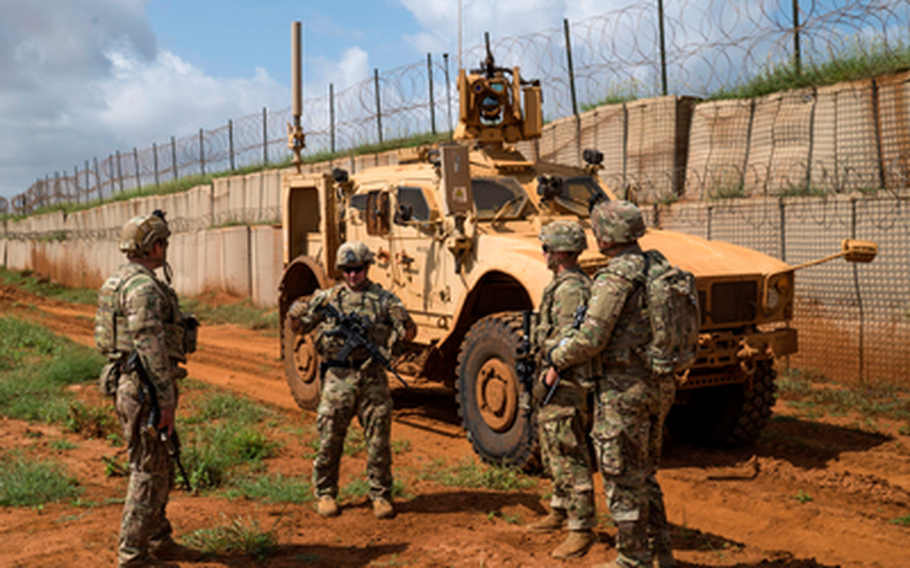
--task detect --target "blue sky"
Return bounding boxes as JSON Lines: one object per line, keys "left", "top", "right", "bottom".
{"left": 1, "top": 0, "right": 620, "bottom": 200}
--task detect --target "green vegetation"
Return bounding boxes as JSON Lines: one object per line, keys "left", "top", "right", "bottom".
{"left": 0, "top": 453, "right": 82, "bottom": 507}
{"left": 339, "top": 476, "right": 409, "bottom": 502}
{"left": 710, "top": 38, "right": 910, "bottom": 101}
{"left": 49, "top": 439, "right": 78, "bottom": 451}
{"left": 224, "top": 473, "right": 313, "bottom": 504}
{"left": 794, "top": 489, "right": 813, "bottom": 504}
{"left": 890, "top": 514, "right": 910, "bottom": 527}
{"left": 0, "top": 267, "right": 97, "bottom": 305}
{"left": 185, "top": 391, "right": 271, "bottom": 425}
{"left": 420, "top": 457, "right": 536, "bottom": 491}
{"left": 180, "top": 291, "right": 278, "bottom": 331}
{"left": 778, "top": 369, "right": 910, "bottom": 428}
{"left": 182, "top": 515, "right": 278, "bottom": 561}
{"left": 582, "top": 79, "right": 644, "bottom": 110}
{"left": 0, "top": 317, "right": 106, "bottom": 424}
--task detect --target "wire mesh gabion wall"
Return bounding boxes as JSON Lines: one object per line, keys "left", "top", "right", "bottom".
{"left": 10, "top": 0, "right": 910, "bottom": 215}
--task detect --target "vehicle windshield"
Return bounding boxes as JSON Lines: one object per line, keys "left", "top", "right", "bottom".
{"left": 472, "top": 177, "right": 528, "bottom": 220}
{"left": 554, "top": 176, "right": 606, "bottom": 217}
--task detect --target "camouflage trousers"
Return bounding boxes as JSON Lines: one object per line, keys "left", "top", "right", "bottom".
{"left": 115, "top": 375, "right": 174, "bottom": 566}
{"left": 314, "top": 366, "right": 393, "bottom": 501}
{"left": 537, "top": 382, "right": 595, "bottom": 530}
{"left": 591, "top": 370, "right": 675, "bottom": 567}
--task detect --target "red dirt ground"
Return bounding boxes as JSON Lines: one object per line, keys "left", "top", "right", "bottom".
{"left": 1, "top": 284, "right": 909, "bottom": 567}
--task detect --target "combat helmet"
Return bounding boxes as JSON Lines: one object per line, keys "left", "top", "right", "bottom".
{"left": 590, "top": 200, "right": 645, "bottom": 250}
{"left": 119, "top": 210, "right": 171, "bottom": 257}
{"left": 539, "top": 219, "right": 587, "bottom": 253}
{"left": 335, "top": 241, "right": 375, "bottom": 268}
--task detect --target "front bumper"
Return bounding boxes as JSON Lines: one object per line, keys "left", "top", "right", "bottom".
{"left": 677, "top": 327, "right": 797, "bottom": 390}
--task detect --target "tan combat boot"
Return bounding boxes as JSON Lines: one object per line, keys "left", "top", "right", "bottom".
{"left": 525, "top": 508, "right": 567, "bottom": 533}
{"left": 372, "top": 497, "right": 395, "bottom": 519}
{"left": 317, "top": 496, "right": 339, "bottom": 517}
{"left": 551, "top": 529, "right": 596, "bottom": 559}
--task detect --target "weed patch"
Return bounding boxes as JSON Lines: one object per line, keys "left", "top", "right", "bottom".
{"left": 182, "top": 514, "right": 278, "bottom": 561}
{"left": 180, "top": 292, "right": 278, "bottom": 330}
{"left": 225, "top": 473, "right": 313, "bottom": 504}
{"left": 420, "top": 458, "right": 536, "bottom": 491}
{"left": 0, "top": 268, "right": 97, "bottom": 305}
{"left": 778, "top": 369, "right": 910, "bottom": 426}
{"left": 890, "top": 514, "right": 910, "bottom": 527}
{"left": 0, "top": 453, "right": 82, "bottom": 507}
{"left": 66, "top": 402, "right": 118, "bottom": 439}
{"left": 185, "top": 392, "right": 270, "bottom": 425}
{"left": 181, "top": 420, "right": 280, "bottom": 490}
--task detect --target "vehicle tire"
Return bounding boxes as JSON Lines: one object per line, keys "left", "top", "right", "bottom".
{"left": 667, "top": 360, "right": 777, "bottom": 446}
{"left": 456, "top": 313, "right": 538, "bottom": 469}
{"left": 283, "top": 313, "right": 322, "bottom": 411}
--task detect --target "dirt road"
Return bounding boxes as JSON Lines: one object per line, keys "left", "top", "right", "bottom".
{"left": 2, "top": 285, "right": 909, "bottom": 567}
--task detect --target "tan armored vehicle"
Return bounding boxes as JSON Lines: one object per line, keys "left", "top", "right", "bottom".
{"left": 278, "top": 29, "right": 876, "bottom": 467}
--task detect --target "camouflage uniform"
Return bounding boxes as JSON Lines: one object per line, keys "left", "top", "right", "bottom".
{"left": 549, "top": 201, "right": 674, "bottom": 568}
{"left": 289, "top": 262, "right": 414, "bottom": 504}
{"left": 534, "top": 268, "right": 596, "bottom": 531}
{"left": 96, "top": 261, "right": 186, "bottom": 567}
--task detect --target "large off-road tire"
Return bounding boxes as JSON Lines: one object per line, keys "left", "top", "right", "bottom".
{"left": 283, "top": 314, "right": 322, "bottom": 411}
{"left": 456, "top": 313, "right": 537, "bottom": 469}
{"left": 667, "top": 360, "right": 777, "bottom": 446}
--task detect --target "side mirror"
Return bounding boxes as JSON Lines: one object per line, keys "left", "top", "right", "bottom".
{"left": 842, "top": 239, "right": 877, "bottom": 263}
{"left": 394, "top": 203, "right": 413, "bottom": 225}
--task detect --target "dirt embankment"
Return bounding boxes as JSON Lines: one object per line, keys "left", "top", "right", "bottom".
{"left": 1, "top": 285, "right": 909, "bottom": 567}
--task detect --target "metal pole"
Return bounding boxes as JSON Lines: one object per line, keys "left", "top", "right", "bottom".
{"left": 171, "top": 136, "right": 178, "bottom": 181}
{"left": 427, "top": 53, "right": 436, "bottom": 135}
{"left": 374, "top": 69, "right": 383, "bottom": 144}
{"left": 792, "top": 0, "right": 801, "bottom": 77}
{"left": 330, "top": 83, "right": 336, "bottom": 153}
{"left": 563, "top": 19, "right": 579, "bottom": 118}
{"left": 94, "top": 157, "right": 102, "bottom": 201}
{"left": 228, "top": 118, "right": 235, "bottom": 171}
{"left": 74, "top": 165, "right": 80, "bottom": 204}
{"left": 657, "top": 0, "right": 668, "bottom": 96}
{"left": 44, "top": 174, "right": 49, "bottom": 207}
{"left": 153, "top": 143, "right": 160, "bottom": 187}
{"left": 134, "top": 147, "right": 141, "bottom": 189}
{"left": 199, "top": 128, "right": 205, "bottom": 177}
{"left": 262, "top": 107, "right": 269, "bottom": 165}
{"left": 54, "top": 171, "right": 60, "bottom": 205}
{"left": 444, "top": 53, "right": 453, "bottom": 136}
{"left": 116, "top": 151, "right": 124, "bottom": 193}
{"left": 84, "top": 160, "right": 90, "bottom": 202}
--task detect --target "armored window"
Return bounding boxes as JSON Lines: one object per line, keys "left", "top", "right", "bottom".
{"left": 396, "top": 186, "right": 430, "bottom": 222}
{"left": 556, "top": 176, "right": 606, "bottom": 217}
{"left": 365, "top": 191, "right": 390, "bottom": 236}
{"left": 472, "top": 177, "right": 528, "bottom": 220}
{"left": 349, "top": 193, "right": 368, "bottom": 212}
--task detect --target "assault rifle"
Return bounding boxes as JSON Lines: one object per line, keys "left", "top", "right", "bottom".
{"left": 316, "top": 302, "right": 409, "bottom": 389}
{"left": 514, "top": 311, "right": 536, "bottom": 414}
{"left": 541, "top": 304, "right": 588, "bottom": 406}
{"left": 125, "top": 351, "right": 192, "bottom": 492}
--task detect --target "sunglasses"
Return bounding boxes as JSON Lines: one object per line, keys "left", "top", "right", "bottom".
{"left": 342, "top": 264, "right": 367, "bottom": 274}
{"left": 541, "top": 245, "right": 552, "bottom": 253}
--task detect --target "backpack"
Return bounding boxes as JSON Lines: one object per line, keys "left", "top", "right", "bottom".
{"left": 639, "top": 250, "right": 701, "bottom": 375}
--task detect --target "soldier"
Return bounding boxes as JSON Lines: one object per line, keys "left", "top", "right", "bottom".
{"left": 287, "top": 241, "right": 416, "bottom": 520}
{"left": 94, "top": 211, "right": 199, "bottom": 567}
{"left": 526, "top": 219, "right": 597, "bottom": 559}
{"left": 544, "top": 200, "right": 676, "bottom": 568}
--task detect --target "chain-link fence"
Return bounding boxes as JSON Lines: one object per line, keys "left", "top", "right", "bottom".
{"left": 7, "top": 0, "right": 909, "bottom": 215}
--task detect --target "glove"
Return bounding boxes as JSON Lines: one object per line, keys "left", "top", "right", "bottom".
{"left": 532, "top": 376, "right": 549, "bottom": 407}
{"left": 287, "top": 298, "right": 308, "bottom": 319}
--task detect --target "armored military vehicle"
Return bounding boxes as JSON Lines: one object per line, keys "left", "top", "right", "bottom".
{"left": 278, "top": 28, "right": 875, "bottom": 467}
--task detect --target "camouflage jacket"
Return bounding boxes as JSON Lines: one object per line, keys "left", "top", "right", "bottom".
{"left": 533, "top": 266, "right": 594, "bottom": 388}
{"left": 94, "top": 262, "right": 184, "bottom": 409}
{"left": 291, "top": 281, "right": 415, "bottom": 361}
{"left": 549, "top": 245, "right": 651, "bottom": 374}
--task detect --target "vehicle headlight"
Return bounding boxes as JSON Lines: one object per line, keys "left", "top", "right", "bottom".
{"left": 764, "top": 273, "right": 792, "bottom": 316}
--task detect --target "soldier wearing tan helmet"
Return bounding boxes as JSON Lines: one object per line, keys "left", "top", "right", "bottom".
{"left": 525, "top": 219, "right": 598, "bottom": 559}
{"left": 544, "top": 201, "right": 677, "bottom": 568}
{"left": 95, "top": 210, "right": 199, "bottom": 566}
{"left": 287, "top": 241, "right": 416, "bottom": 520}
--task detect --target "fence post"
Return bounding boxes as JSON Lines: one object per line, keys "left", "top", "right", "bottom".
{"left": 427, "top": 53, "right": 436, "bottom": 136}
{"left": 330, "top": 83, "right": 336, "bottom": 153}
{"left": 262, "top": 107, "right": 269, "bottom": 165}
{"left": 116, "top": 151, "right": 124, "bottom": 193}
{"left": 134, "top": 147, "right": 141, "bottom": 190}
{"left": 374, "top": 68, "right": 383, "bottom": 144}
{"left": 792, "top": 0, "right": 801, "bottom": 77}
{"left": 563, "top": 19, "right": 581, "bottom": 165}
{"left": 153, "top": 143, "right": 160, "bottom": 187}
{"left": 94, "top": 157, "right": 102, "bottom": 202}
{"left": 850, "top": 198, "right": 864, "bottom": 384}
{"left": 74, "top": 165, "right": 80, "bottom": 205}
{"left": 657, "top": 0, "right": 668, "bottom": 96}
{"left": 228, "top": 118, "right": 235, "bottom": 171}
{"left": 444, "top": 53, "right": 453, "bottom": 137}
{"left": 199, "top": 128, "right": 205, "bottom": 177}
{"left": 54, "top": 171, "right": 60, "bottom": 205}
{"left": 84, "top": 160, "right": 90, "bottom": 203}
{"left": 171, "top": 136, "right": 178, "bottom": 181}
{"left": 44, "top": 174, "right": 49, "bottom": 208}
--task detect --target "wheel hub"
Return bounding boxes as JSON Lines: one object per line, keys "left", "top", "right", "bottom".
{"left": 476, "top": 358, "right": 518, "bottom": 432}
{"left": 292, "top": 334, "right": 317, "bottom": 384}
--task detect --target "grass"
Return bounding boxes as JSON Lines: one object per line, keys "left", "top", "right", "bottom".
{"left": 0, "top": 267, "right": 98, "bottom": 305}
{"left": 180, "top": 291, "right": 278, "bottom": 331}
{"left": 0, "top": 453, "right": 82, "bottom": 507}
{"left": 49, "top": 439, "right": 78, "bottom": 451}
{"left": 0, "top": 317, "right": 106, "bottom": 424}
{"left": 420, "top": 457, "right": 536, "bottom": 491}
{"left": 224, "top": 473, "right": 313, "bottom": 504}
{"left": 185, "top": 391, "right": 271, "bottom": 425}
{"left": 793, "top": 489, "right": 813, "bottom": 504}
{"left": 338, "top": 476, "right": 409, "bottom": 502}
{"left": 890, "top": 514, "right": 910, "bottom": 527}
{"left": 778, "top": 368, "right": 910, "bottom": 427}
{"left": 182, "top": 514, "right": 278, "bottom": 561}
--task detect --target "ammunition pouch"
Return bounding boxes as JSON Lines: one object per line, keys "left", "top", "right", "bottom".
{"left": 181, "top": 313, "right": 199, "bottom": 354}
